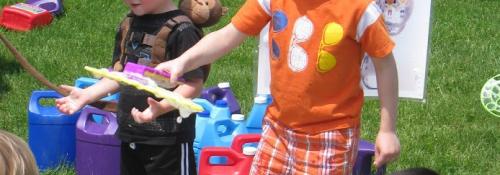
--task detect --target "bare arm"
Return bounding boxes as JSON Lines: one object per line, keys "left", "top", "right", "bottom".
{"left": 56, "top": 78, "right": 120, "bottom": 114}
{"left": 80, "top": 78, "right": 121, "bottom": 104}
{"left": 371, "top": 52, "right": 400, "bottom": 168}
{"left": 156, "top": 24, "right": 248, "bottom": 83}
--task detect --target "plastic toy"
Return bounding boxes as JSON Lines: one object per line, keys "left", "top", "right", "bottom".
{"left": 84, "top": 65, "right": 203, "bottom": 123}
{"left": 179, "top": 0, "right": 227, "bottom": 27}
{"left": 28, "top": 90, "right": 79, "bottom": 170}
{"left": 198, "top": 134, "right": 260, "bottom": 175}
{"left": 480, "top": 74, "right": 500, "bottom": 117}
{"left": 123, "top": 62, "right": 184, "bottom": 89}
{"left": 76, "top": 107, "right": 120, "bottom": 175}
{"left": 26, "top": 0, "right": 64, "bottom": 15}
{"left": 0, "top": 3, "right": 53, "bottom": 31}
{"left": 200, "top": 82, "right": 241, "bottom": 114}
{"left": 246, "top": 94, "right": 272, "bottom": 133}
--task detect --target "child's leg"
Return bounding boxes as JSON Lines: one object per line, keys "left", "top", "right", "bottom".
{"left": 250, "top": 119, "right": 360, "bottom": 175}
{"left": 120, "top": 141, "right": 197, "bottom": 175}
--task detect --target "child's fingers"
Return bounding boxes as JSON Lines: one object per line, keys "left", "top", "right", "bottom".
{"left": 374, "top": 150, "right": 398, "bottom": 168}
{"left": 156, "top": 61, "right": 181, "bottom": 84}
{"left": 55, "top": 98, "right": 64, "bottom": 105}
{"left": 55, "top": 98, "right": 70, "bottom": 114}
{"left": 58, "top": 103, "right": 71, "bottom": 114}
{"left": 131, "top": 108, "right": 144, "bottom": 123}
{"left": 155, "top": 61, "right": 171, "bottom": 70}
{"left": 147, "top": 97, "right": 162, "bottom": 109}
{"left": 170, "top": 74, "right": 179, "bottom": 84}
{"left": 374, "top": 147, "right": 380, "bottom": 167}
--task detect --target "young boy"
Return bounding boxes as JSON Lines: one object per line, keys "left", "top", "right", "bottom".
{"left": 56, "top": 0, "right": 206, "bottom": 174}
{"left": 145, "top": 0, "right": 400, "bottom": 174}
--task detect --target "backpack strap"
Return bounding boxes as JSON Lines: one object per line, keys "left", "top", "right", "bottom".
{"left": 113, "top": 14, "right": 133, "bottom": 71}
{"left": 151, "top": 15, "right": 210, "bottom": 82}
{"left": 150, "top": 15, "right": 193, "bottom": 66}
{"left": 115, "top": 14, "right": 210, "bottom": 81}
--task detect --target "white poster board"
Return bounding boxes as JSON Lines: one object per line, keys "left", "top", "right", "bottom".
{"left": 362, "top": 0, "right": 432, "bottom": 100}
{"left": 256, "top": 24, "right": 271, "bottom": 95}
{"left": 256, "top": 0, "right": 432, "bottom": 100}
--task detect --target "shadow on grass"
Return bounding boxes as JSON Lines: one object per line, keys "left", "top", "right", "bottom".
{"left": 0, "top": 54, "right": 22, "bottom": 95}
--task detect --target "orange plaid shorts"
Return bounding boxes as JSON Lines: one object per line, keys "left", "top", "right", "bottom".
{"left": 250, "top": 118, "right": 360, "bottom": 175}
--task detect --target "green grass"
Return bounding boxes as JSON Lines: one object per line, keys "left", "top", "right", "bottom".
{"left": 0, "top": 0, "right": 498, "bottom": 174}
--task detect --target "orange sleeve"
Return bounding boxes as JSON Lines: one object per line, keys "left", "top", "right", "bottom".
{"left": 231, "top": 0, "right": 271, "bottom": 36}
{"left": 360, "top": 17, "right": 395, "bottom": 58}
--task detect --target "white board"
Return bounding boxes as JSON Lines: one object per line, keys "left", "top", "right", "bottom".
{"left": 362, "top": 0, "right": 432, "bottom": 100}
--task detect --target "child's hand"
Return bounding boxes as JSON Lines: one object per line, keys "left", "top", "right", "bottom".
{"left": 55, "top": 85, "right": 88, "bottom": 115}
{"left": 374, "top": 131, "right": 400, "bottom": 168}
{"left": 131, "top": 97, "right": 164, "bottom": 123}
{"left": 155, "top": 59, "right": 186, "bottom": 85}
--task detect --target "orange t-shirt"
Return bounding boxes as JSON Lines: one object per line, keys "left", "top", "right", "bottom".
{"left": 232, "top": 0, "right": 395, "bottom": 134}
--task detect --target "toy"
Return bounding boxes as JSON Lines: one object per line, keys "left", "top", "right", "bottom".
{"left": 123, "top": 62, "right": 185, "bottom": 89}
{"left": 84, "top": 65, "right": 204, "bottom": 123}
{"left": 0, "top": 3, "right": 53, "bottom": 31}
{"left": 200, "top": 82, "right": 241, "bottom": 114}
{"left": 179, "top": 0, "right": 228, "bottom": 27}
{"left": 198, "top": 134, "right": 260, "bottom": 175}
{"left": 480, "top": 74, "right": 500, "bottom": 117}
{"left": 26, "top": 0, "right": 64, "bottom": 16}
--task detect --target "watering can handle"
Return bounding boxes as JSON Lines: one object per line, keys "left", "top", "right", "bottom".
{"left": 214, "top": 119, "right": 236, "bottom": 137}
{"left": 200, "top": 87, "right": 224, "bottom": 102}
{"left": 231, "top": 134, "right": 261, "bottom": 153}
{"left": 29, "top": 90, "right": 61, "bottom": 111}
{"left": 199, "top": 147, "right": 243, "bottom": 166}
{"left": 76, "top": 107, "right": 118, "bottom": 135}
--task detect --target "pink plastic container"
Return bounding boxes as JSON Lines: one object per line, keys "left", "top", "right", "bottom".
{"left": 0, "top": 3, "right": 53, "bottom": 31}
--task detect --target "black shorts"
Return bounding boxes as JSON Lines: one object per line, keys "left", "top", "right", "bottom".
{"left": 120, "top": 142, "right": 196, "bottom": 175}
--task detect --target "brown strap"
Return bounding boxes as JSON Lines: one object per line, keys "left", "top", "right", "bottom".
{"left": 113, "top": 15, "right": 132, "bottom": 71}
{"left": 114, "top": 14, "right": 210, "bottom": 82}
{"left": 151, "top": 15, "right": 193, "bottom": 66}
{"left": 142, "top": 34, "right": 156, "bottom": 46}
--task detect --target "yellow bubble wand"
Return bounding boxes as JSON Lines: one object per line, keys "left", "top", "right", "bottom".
{"left": 84, "top": 65, "right": 204, "bottom": 123}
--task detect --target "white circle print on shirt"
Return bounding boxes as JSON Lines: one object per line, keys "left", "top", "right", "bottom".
{"left": 288, "top": 16, "right": 314, "bottom": 72}
{"left": 376, "top": 0, "right": 413, "bottom": 35}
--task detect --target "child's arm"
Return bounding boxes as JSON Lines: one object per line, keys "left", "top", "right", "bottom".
{"left": 56, "top": 78, "right": 120, "bottom": 114}
{"left": 155, "top": 23, "right": 248, "bottom": 83}
{"left": 131, "top": 78, "right": 204, "bottom": 123}
{"left": 371, "top": 52, "right": 401, "bottom": 168}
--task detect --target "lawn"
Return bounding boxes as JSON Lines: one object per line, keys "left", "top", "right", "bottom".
{"left": 0, "top": 0, "right": 498, "bottom": 174}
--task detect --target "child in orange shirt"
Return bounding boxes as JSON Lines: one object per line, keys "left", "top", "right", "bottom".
{"left": 140, "top": 0, "right": 401, "bottom": 174}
